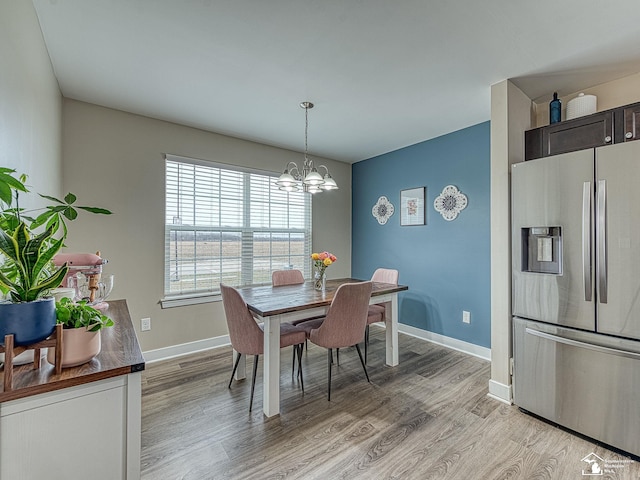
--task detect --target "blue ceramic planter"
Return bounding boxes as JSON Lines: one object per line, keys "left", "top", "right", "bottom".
{"left": 0, "top": 297, "right": 57, "bottom": 346}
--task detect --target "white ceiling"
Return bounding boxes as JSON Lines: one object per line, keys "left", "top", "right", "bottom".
{"left": 32, "top": 0, "right": 640, "bottom": 163}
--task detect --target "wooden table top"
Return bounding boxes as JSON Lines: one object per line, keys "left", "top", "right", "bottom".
{"left": 237, "top": 277, "right": 408, "bottom": 317}
{"left": 0, "top": 299, "right": 145, "bottom": 403}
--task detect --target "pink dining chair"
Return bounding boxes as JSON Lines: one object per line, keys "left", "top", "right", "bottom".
{"left": 366, "top": 268, "right": 399, "bottom": 363}
{"left": 272, "top": 269, "right": 308, "bottom": 373}
{"left": 272, "top": 269, "right": 305, "bottom": 286}
{"left": 296, "top": 281, "right": 373, "bottom": 401}
{"left": 220, "top": 283, "right": 306, "bottom": 411}
{"left": 271, "top": 269, "right": 320, "bottom": 363}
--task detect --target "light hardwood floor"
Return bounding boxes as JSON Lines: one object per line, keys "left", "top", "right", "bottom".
{"left": 141, "top": 328, "right": 640, "bottom": 479}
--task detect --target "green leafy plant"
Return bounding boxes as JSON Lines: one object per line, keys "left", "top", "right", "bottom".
{"left": 0, "top": 222, "right": 67, "bottom": 302}
{"left": 0, "top": 167, "right": 112, "bottom": 303}
{"left": 55, "top": 297, "right": 114, "bottom": 331}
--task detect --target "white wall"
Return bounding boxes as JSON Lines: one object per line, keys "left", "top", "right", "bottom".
{"left": 0, "top": 1, "right": 351, "bottom": 355}
{"left": 533, "top": 72, "right": 640, "bottom": 128}
{"left": 489, "top": 80, "right": 532, "bottom": 403}
{"left": 61, "top": 99, "right": 352, "bottom": 352}
{"left": 0, "top": 1, "right": 62, "bottom": 205}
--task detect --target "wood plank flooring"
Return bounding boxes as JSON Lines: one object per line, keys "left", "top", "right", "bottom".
{"left": 141, "top": 328, "right": 640, "bottom": 479}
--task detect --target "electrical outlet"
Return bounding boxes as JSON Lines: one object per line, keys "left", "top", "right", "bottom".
{"left": 141, "top": 317, "right": 151, "bottom": 331}
{"left": 462, "top": 311, "right": 471, "bottom": 324}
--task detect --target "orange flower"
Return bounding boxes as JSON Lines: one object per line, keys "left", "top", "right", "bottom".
{"left": 311, "top": 251, "right": 337, "bottom": 270}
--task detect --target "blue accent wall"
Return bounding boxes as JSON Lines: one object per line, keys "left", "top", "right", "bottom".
{"left": 352, "top": 121, "right": 491, "bottom": 348}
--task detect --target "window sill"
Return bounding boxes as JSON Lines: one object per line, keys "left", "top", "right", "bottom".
{"left": 160, "top": 293, "right": 222, "bottom": 309}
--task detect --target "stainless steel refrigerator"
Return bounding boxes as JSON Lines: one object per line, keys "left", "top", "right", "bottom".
{"left": 512, "top": 140, "right": 640, "bottom": 457}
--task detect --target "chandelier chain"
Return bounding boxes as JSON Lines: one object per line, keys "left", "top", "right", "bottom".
{"left": 304, "top": 103, "right": 310, "bottom": 164}
{"left": 305, "top": 104, "right": 308, "bottom": 159}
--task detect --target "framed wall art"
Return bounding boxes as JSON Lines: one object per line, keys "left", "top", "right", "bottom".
{"left": 400, "top": 187, "right": 425, "bottom": 226}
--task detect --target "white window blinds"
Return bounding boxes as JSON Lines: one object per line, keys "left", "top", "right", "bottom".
{"left": 164, "top": 154, "right": 312, "bottom": 298}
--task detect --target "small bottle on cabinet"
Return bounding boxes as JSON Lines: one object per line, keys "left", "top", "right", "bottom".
{"left": 549, "top": 92, "right": 561, "bottom": 124}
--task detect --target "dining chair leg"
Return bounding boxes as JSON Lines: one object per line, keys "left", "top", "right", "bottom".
{"left": 297, "top": 345, "right": 303, "bottom": 380}
{"left": 327, "top": 348, "right": 333, "bottom": 401}
{"left": 229, "top": 352, "right": 242, "bottom": 389}
{"left": 249, "top": 354, "right": 259, "bottom": 412}
{"left": 292, "top": 346, "right": 296, "bottom": 379}
{"left": 354, "top": 344, "right": 370, "bottom": 383}
{"left": 364, "top": 325, "right": 370, "bottom": 364}
{"left": 297, "top": 344, "right": 304, "bottom": 392}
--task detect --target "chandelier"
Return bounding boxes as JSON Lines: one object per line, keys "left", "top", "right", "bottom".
{"left": 275, "top": 101, "right": 338, "bottom": 194}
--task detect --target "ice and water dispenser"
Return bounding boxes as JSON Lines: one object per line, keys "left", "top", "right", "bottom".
{"left": 520, "top": 226, "right": 562, "bottom": 274}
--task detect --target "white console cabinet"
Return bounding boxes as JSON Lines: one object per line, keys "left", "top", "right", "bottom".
{"left": 0, "top": 300, "right": 144, "bottom": 480}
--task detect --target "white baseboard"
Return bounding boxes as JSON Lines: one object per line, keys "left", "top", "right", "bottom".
{"left": 143, "top": 335, "right": 230, "bottom": 363}
{"left": 143, "top": 324, "right": 494, "bottom": 369}
{"left": 397, "top": 323, "right": 492, "bottom": 361}
{"left": 488, "top": 379, "right": 513, "bottom": 404}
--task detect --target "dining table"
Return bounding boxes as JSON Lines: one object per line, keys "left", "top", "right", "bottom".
{"left": 234, "top": 277, "right": 408, "bottom": 417}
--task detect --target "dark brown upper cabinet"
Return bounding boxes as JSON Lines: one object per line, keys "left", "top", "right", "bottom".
{"left": 621, "top": 102, "right": 640, "bottom": 143}
{"left": 525, "top": 101, "right": 640, "bottom": 161}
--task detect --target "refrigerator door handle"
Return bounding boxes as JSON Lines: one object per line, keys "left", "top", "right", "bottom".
{"left": 525, "top": 327, "right": 640, "bottom": 360}
{"left": 582, "top": 181, "right": 592, "bottom": 301}
{"left": 597, "top": 179, "right": 608, "bottom": 303}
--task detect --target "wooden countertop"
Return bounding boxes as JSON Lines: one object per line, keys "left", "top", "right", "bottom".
{"left": 0, "top": 299, "right": 145, "bottom": 403}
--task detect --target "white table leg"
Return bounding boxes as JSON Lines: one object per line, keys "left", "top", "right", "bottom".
{"left": 233, "top": 348, "right": 246, "bottom": 381}
{"left": 385, "top": 293, "right": 399, "bottom": 366}
{"left": 262, "top": 315, "right": 281, "bottom": 417}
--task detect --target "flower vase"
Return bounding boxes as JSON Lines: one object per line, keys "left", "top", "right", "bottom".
{"left": 314, "top": 269, "right": 326, "bottom": 291}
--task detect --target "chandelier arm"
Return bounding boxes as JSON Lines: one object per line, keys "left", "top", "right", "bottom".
{"left": 316, "top": 165, "right": 329, "bottom": 175}
{"left": 285, "top": 161, "right": 302, "bottom": 180}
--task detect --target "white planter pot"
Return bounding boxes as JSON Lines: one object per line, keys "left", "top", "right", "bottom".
{"left": 47, "top": 328, "right": 101, "bottom": 368}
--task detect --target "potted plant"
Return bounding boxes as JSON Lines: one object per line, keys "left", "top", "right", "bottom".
{"left": 0, "top": 167, "right": 111, "bottom": 347}
{"left": 47, "top": 297, "right": 114, "bottom": 367}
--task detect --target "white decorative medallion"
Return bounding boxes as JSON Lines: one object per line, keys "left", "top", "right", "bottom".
{"left": 372, "top": 196, "right": 394, "bottom": 225}
{"left": 434, "top": 185, "right": 467, "bottom": 221}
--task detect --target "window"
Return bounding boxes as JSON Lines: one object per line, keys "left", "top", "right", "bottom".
{"left": 163, "top": 154, "right": 312, "bottom": 303}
